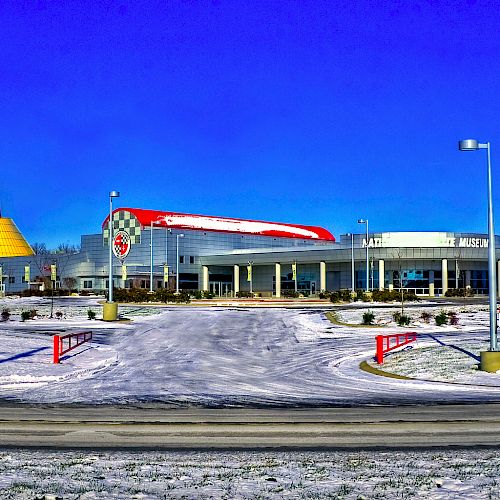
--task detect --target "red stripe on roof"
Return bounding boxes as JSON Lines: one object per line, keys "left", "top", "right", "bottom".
{"left": 103, "top": 208, "right": 335, "bottom": 241}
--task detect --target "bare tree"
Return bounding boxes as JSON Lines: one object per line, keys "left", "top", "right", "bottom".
{"left": 55, "top": 242, "right": 80, "bottom": 254}
{"left": 31, "top": 242, "right": 49, "bottom": 255}
{"left": 392, "top": 249, "right": 408, "bottom": 317}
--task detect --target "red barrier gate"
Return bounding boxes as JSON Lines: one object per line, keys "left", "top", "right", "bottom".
{"left": 53, "top": 331, "right": 92, "bottom": 364}
{"left": 375, "top": 332, "right": 417, "bottom": 364}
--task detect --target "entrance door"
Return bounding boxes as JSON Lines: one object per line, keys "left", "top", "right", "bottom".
{"left": 210, "top": 281, "right": 232, "bottom": 297}
{"left": 311, "top": 281, "right": 316, "bottom": 294}
{"left": 209, "top": 282, "right": 220, "bottom": 296}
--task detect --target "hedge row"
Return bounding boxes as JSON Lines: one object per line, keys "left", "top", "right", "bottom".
{"left": 113, "top": 288, "right": 191, "bottom": 303}
{"left": 319, "top": 289, "right": 420, "bottom": 303}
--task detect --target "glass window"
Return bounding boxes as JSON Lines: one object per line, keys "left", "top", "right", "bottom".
{"left": 180, "top": 256, "right": 184, "bottom": 264}
{"left": 9, "top": 277, "right": 15, "bottom": 284}
{"left": 190, "top": 256, "right": 195, "bottom": 264}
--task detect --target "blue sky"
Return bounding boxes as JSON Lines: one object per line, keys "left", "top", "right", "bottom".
{"left": 1, "top": 0, "right": 500, "bottom": 247}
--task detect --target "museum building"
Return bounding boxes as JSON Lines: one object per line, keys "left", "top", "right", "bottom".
{"left": 1, "top": 207, "right": 499, "bottom": 297}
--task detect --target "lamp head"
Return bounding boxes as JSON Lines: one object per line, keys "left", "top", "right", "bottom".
{"left": 458, "top": 139, "right": 480, "bottom": 151}
{"left": 357, "top": 219, "right": 367, "bottom": 224}
{"left": 109, "top": 190, "right": 120, "bottom": 198}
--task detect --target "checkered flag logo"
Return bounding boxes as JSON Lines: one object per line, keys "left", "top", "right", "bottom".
{"left": 112, "top": 230, "right": 131, "bottom": 260}
{"left": 103, "top": 210, "right": 141, "bottom": 246}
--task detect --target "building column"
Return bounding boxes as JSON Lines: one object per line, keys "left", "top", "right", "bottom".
{"left": 388, "top": 270, "right": 394, "bottom": 291}
{"left": 465, "top": 270, "right": 471, "bottom": 291}
{"left": 428, "top": 270, "right": 435, "bottom": 297}
{"left": 378, "top": 260, "right": 385, "bottom": 290}
{"left": 442, "top": 259, "right": 448, "bottom": 296}
{"left": 233, "top": 264, "right": 240, "bottom": 296}
{"left": 319, "top": 261, "right": 326, "bottom": 292}
{"left": 275, "top": 263, "right": 281, "bottom": 298}
{"left": 202, "top": 266, "right": 209, "bottom": 292}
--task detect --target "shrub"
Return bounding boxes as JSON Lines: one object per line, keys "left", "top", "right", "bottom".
{"left": 21, "top": 310, "right": 31, "bottom": 321}
{"left": 319, "top": 291, "right": 330, "bottom": 299}
{"left": 191, "top": 290, "right": 203, "bottom": 299}
{"left": 330, "top": 291, "right": 342, "bottom": 303}
{"left": 236, "top": 291, "right": 253, "bottom": 298}
{"left": 154, "top": 288, "right": 177, "bottom": 303}
{"left": 445, "top": 288, "right": 474, "bottom": 298}
{"left": 372, "top": 289, "right": 420, "bottom": 302}
{"left": 397, "top": 314, "right": 411, "bottom": 326}
{"left": 371, "top": 289, "right": 398, "bottom": 302}
{"left": 420, "top": 311, "right": 433, "bottom": 323}
{"left": 87, "top": 309, "right": 96, "bottom": 320}
{"left": 283, "top": 290, "right": 299, "bottom": 298}
{"left": 55, "top": 311, "right": 63, "bottom": 319}
{"left": 356, "top": 290, "right": 371, "bottom": 302}
{"left": 435, "top": 311, "right": 448, "bottom": 326}
{"left": 202, "top": 290, "right": 215, "bottom": 299}
{"left": 403, "top": 291, "right": 419, "bottom": 302}
{"left": 176, "top": 291, "right": 191, "bottom": 304}
{"left": 362, "top": 310, "right": 375, "bottom": 325}
{"left": 340, "top": 289, "right": 353, "bottom": 302}
{"left": 29, "top": 310, "right": 37, "bottom": 319}
{"left": 448, "top": 311, "right": 459, "bottom": 325}
{"left": 1, "top": 308, "right": 10, "bottom": 321}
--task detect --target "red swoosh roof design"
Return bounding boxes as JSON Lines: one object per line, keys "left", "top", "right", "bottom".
{"left": 103, "top": 208, "right": 335, "bottom": 241}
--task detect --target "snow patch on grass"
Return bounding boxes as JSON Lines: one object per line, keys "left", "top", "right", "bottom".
{"left": 0, "top": 449, "right": 499, "bottom": 499}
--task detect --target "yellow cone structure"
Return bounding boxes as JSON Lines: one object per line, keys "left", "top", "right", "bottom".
{"left": 0, "top": 218, "right": 34, "bottom": 257}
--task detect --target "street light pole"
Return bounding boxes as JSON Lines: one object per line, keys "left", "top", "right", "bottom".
{"left": 459, "top": 139, "right": 499, "bottom": 371}
{"left": 176, "top": 233, "right": 184, "bottom": 294}
{"left": 150, "top": 221, "right": 154, "bottom": 293}
{"left": 358, "top": 219, "right": 369, "bottom": 292}
{"left": 165, "top": 228, "right": 171, "bottom": 289}
{"left": 108, "top": 191, "right": 119, "bottom": 303}
{"left": 349, "top": 233, "right": 355, "bottom": 292}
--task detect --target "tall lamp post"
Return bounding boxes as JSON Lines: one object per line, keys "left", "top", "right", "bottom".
{"left": 149, "top": 221, "right": 154, "bottom": 293}
{"left": 165, "top": 228, "right": 171, "bottom": 289}
{"left": 358, "top": 219, "right": 369, "bottom": 292}
{"left": 346, "top": 233, "right": 355, "bottom": 292}
{"left": 105, "top": 190, "right": 120, "bottom": 321}
{"left": 176, "top": 233, "right": 184, "bottom": 294}
{"left": 459, "top": 140, "right": 499, "bottom": 372}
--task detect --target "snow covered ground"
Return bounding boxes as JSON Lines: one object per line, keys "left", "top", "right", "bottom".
{"left": 0, "top": 297, "right": 498, "bottom": 405}
{"left": 1, "top": 297, "right": 500, "bottom": 498}
{"left": 0, "top": 448, "right": 499, "bottom": 499}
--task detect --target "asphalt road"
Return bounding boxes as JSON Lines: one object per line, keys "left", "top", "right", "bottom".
{"left": 1, "top": 403, "right": 500, "bottom": 449}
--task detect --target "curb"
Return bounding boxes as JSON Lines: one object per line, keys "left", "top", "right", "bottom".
{"left": 359, "top": 361, "right": 415, "bottom": 380}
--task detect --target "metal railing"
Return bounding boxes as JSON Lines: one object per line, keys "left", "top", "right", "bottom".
{"left": 375, "top": 332, "right": 417, "bottom": 364}
{"left": 53, "top": 331, "right": 92, "bottom": 364}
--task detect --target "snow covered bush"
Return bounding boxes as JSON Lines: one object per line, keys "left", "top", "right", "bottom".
{"left": 448, "top": 311, "right": 459, "bottom": 325}
{"left": 393, "top": 312, "right": 411, "bottom": 326}
{"left": 362, "top": 311, "right": 375, "bottom": 325}
{"left": 1, "top": 308, "right": 10, "bottom": 321}
{"left": 420, "top": 311, "right": 433, "bottom": 323}
{"left": 435, "top": 311, "right": 448, "bottom": 326}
